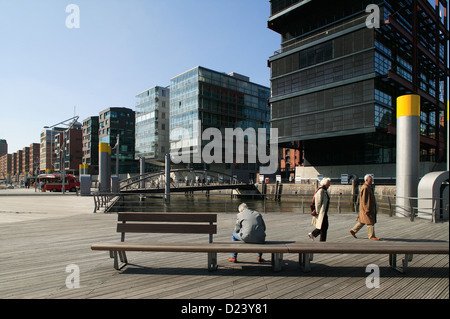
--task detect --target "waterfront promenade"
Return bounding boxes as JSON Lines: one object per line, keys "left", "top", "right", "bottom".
{"left": 0, "top": 188, "right": 448, "bottom": 300}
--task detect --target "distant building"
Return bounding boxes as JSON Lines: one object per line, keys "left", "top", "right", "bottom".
{"left": 28, "top": 143, "right": 40, "bottom": 176}
{"left": 12, "top": 150, "right": 22, "bottom": 182}
{"left": 82, "top": 116, "right": 99, "bottom": 175}
{"left": 54, "top": 122, "right": 83, "bottom": 175}
{"left": 1, "top": 142, "right": 39, "bottom": 183}
{"left": 0, "top": 139, "right": 7, "bottom": 157}
{"left": 0, "top": 154, "right": 12, "bottom": 181}
{"left": 135, "top": 86, "right": 170, "bottom": 166}
{"left": 40, "top": 127, "right": 66, "bottom": 173}
{"left": 21, "top": 146, "right": 30, "bottom": 177}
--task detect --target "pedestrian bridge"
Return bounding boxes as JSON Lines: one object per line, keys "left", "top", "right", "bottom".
{"left": 118, "top": 169, "right": 256, "bottom": 194}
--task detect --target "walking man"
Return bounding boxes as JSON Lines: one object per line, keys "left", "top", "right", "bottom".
{"left": 350, "top": 174, "right": 380, "bottom": 240}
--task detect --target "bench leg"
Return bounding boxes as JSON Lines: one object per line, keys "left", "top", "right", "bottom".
{"left": 271, "top": 253, "right": 283, "bottom": 272}
{"left": 299, "top": 253, "right": 313, "bottom": 272}
{"left": 119, "top": 251, "right": 128, "bottom": 264}
{"left": 389, "top": 254, "right": 413, "bottom": 273}
{"left": 208, "top": 252, "right": 217, "bottom": 271}
{"left": 112, "top": 251, "right": 128, "bottom": 270}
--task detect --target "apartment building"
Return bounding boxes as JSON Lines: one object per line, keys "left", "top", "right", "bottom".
{"left": 82, "top": 116, "right": 99, "bottom": 175}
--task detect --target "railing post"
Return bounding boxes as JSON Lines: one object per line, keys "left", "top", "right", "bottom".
{"left": 165, "top": 154, "right": 170, "bottom": 204}
{"left": 388, "top": 196, "right": 393, "bottom": 217}
{"left": 338, "top": 193, "right": 342, "bottom": 214}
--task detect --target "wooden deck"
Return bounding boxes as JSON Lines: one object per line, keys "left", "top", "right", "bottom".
{"left": 0, "top": 206, "right": 448, "bottom": 301}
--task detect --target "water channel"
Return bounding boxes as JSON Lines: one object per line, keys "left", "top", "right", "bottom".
{"left": 109, "top": 191, "right": 359, "bottom": 214}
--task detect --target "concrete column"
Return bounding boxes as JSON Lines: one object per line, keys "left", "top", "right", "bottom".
{"left": 79, "top": 175, "right": 91, "bottom": 196}
{"left": 79, "top": 164, "right": 88, "bottom": 176}
{"left": 396, "top": 94, "right": 420, "bottom": 218}
{"left": 99, "top": 143, "right": 111, "bottom": 193}
{"left": 140, "top": 157, "right": 145, "bottom": 189}
{"left": 165, "top": 154, "right": 170, "bottom": 203}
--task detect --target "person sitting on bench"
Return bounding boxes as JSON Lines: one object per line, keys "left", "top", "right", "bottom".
{"left": 228, "top": 203, "right": 266, "bottom": 263}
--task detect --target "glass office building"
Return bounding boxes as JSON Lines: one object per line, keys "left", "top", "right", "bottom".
{"left": 268, "top": 0, "right": 448, "bottom": 178}
{"left": 169, "top": 66, "right": 271, "bottom": 181}
{"left": 135, "top": 86, "right": 170, "bottom": 163}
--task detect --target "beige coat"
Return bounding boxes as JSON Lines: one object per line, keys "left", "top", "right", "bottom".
{"left": 358, "top": 183, "right": 377, "bottom": 225}
{"left": 312, "top": 188, "right": 329, "bottom": 230}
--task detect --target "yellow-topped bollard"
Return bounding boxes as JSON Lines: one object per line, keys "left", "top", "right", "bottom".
{"left": 99, "top": 143, "right": 111, "bottom": 193}
{"left": 396, "top": 94, "right": 420, "bottom": 218}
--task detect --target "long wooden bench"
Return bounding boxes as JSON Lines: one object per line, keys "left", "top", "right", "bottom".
{"left": 90, "top": 212, "right": 289, "bottom": 271}
{"left": 91, "top": 212, "right": 449, "bottom": 274}
{"left": 286, "top": 241, "right": 449, "bottom": 273}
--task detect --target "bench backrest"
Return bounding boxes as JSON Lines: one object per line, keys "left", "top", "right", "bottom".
{"left": 117, "top": 212, "right": 217, "bottom": 243}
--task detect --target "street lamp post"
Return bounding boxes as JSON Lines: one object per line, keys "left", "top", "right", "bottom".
{"left": 111, "top": 134, "right": 120, "bottom": 176}
{"left": 44, "top": 116, "right": 79, "bottom": 194}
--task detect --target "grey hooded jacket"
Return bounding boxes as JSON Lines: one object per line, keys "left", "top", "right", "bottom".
{"left": 234, "top": 208, "right": 266, "bottom": 244}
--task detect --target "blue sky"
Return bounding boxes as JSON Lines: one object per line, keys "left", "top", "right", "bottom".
{"left": 0, "top": 0, "right": 279, "bottom": 153}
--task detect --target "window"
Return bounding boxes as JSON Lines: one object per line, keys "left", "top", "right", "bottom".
{"left": 375, "top": 41, "right": 392, "bottom": 57}
{"left": 299, "top": 41, "right": 333, "bottom": 69}
{"left": 375, "top": 89, "right": 392, "bottom": 106}
{"left": 375, "top": 104, "right": 393, "bottom": 128}
{"left": 375, "top": 52, "right": 392, "bottom": 75}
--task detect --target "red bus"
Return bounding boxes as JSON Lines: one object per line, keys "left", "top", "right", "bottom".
{"left": 38, "top": 174, "right": 80, "bottom": 192}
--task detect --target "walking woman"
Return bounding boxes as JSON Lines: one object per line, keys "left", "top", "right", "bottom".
{"left": 308, "top": 178, "right": 331, "bottom": 242}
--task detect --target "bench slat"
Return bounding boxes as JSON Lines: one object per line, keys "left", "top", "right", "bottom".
{"left": 91, "top": 241, "right": 290, "bottom": 253}
{"left": 93, "top": 239, "right": 449, "bottom": 255}
{"left": 286, "top": 242, "right": 449, "bottom": 254}
{"left": 118, "top": 212, "right": 217, "bottom": 223}
{"left": 117, "top": 223, "right": 217, "bottom": 235}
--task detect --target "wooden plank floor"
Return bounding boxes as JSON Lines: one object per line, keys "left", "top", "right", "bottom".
{"left": 0, "top": 209, "right": 448, "bottom": 300}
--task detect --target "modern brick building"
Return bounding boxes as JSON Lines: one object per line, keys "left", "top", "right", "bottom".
{"left": 98, "top": 107, "right": 138, "bottom": 174}
{"left": 40, "top": 127, "right": 66, "bottom": 173}
{"left": 82, "top": 116, "right": 99, "bottom": 175}
{"left": 54, "top": 122, "right": 83, "bottom": 175}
